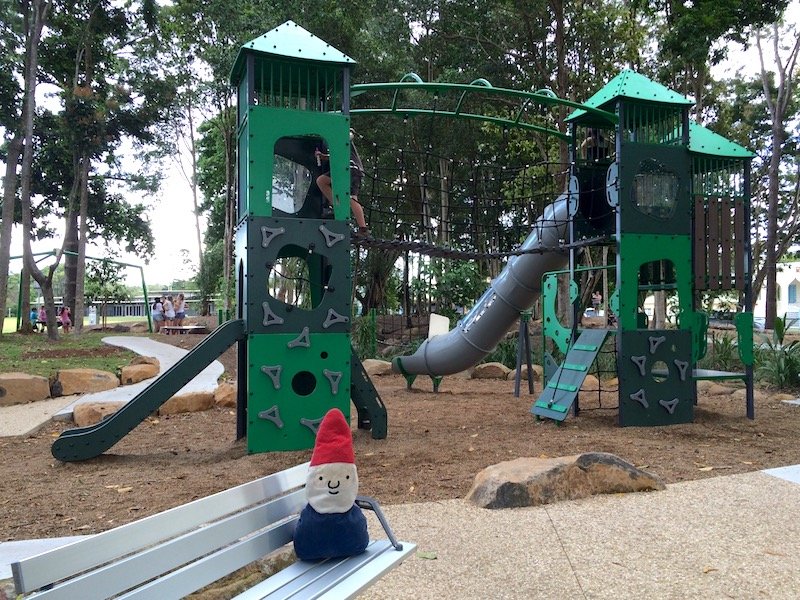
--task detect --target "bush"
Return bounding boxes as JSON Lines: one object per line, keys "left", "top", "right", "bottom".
{"left": 699, "top": 332, "right": 742, "bottom": 372}
{"left": 755, "top": 314, "right": 800, "bottom": 390}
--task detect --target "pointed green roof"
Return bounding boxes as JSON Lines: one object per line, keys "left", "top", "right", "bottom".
{"left": 230, "top": 21, "right": 356, "bottom": 84}
{"left": 688, "top": 122, "right": 754, "bottom": 159}
{"left": 567, "top": 69, "right": 693, "bottom": 123}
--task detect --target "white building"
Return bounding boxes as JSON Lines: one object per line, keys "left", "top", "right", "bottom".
{"left": 754, "top": 261, "right": 800, "bottom": 323}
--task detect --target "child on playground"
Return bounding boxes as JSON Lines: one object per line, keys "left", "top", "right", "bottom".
{"left": 315, "top": 129, "right": 369, "bottom": 236}
{"left": 174, "top": 293, "right": 186, "bottom": 327}
{"left": 59, "top": 306, "right": 71, "bottom": 334}
{"left": 163, "top": 295, "right": 176, "bottom": 329}
{"left": 151, "top": 297, "right": 164, "bottom": 333}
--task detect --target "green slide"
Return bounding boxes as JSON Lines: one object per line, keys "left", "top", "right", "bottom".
{"left": 51, "top": 319, "right": 247, "bottom": 462}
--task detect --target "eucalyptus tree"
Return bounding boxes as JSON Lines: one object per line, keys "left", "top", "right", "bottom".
{"left": 35, "top": 0, "right": 170, "bottom": 330}
{"left": 0, "top": 5, "right": 24, "bottom": 335}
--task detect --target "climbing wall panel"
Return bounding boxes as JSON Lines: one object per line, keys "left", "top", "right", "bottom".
{"left": 618, "top": 329, "right": 693, "bottom": 426}
{"left": 247, "top": 332, "right": 351, "bottom": 453}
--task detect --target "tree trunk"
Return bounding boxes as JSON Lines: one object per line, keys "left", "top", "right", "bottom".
{"left": 19, "top": 1, "right": 58, "bottom": 339}
{"left": 0, "top": 134, "right": 23, "bottom": 335}
{"left": 186, "top": 96, "right": 204, "bottom": 271}
{"left": 74, "top": 156, "right": 90, "bottom": 331}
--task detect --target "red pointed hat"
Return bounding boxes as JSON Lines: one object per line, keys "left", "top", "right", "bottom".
{"left": 310, "top": 408, "right": 354, "bottom": 466}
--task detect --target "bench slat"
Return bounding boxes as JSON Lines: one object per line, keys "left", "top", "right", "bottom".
{"left": 13, "top": 463, "right": 309, "bottom": 593}
{"left": 233, "top": 540, "right": 416, "bottom": 600}
{"left": 25, "top": 490, "right": 305, "bottom": 600}
{"left": 116, "top": 519, "right": 298, "bottom": 600}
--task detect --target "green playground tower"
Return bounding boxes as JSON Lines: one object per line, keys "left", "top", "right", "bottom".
{"left": 230, "top": 21, "right": 385, "bottom": 452}
{"left": 535, "top": 70, "right": 755, "bottom": 426}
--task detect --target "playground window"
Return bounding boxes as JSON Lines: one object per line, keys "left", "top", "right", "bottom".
{"left": 272, "top": 144, "right": 313, "bottom": 214}
{"left": 631, "top": 159, "right": 678, "bottom": 220}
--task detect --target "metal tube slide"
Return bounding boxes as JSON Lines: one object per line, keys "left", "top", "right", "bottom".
{"left": 392, "top": 196, "right": 569, "bottom": 377}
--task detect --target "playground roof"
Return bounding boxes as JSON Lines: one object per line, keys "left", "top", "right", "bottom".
{"left": 566, "top": 69, "right": 693, "bottom": 125}
{"left": 688, "top": 121, "right": 754, "bottom": 159}
{"left": 230, "top": 20, "right": 356, "bottom": 85}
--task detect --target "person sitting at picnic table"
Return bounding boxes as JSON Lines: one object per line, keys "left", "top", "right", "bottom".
{"left": 29, "top": 307, "right": 39, "bottom": 331}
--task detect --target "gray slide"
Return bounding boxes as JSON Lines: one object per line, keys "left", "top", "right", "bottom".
{"left": 392, "top": 196, "right": 570, "bottom": 377}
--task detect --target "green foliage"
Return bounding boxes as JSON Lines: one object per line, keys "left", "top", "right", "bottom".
{"left": 352, "top": 312, "right": 378, "bottom": 359}
{"left": 434, "top": 260, "right": 485, "bottom": 322}
{"left": 754, "top": 314, "right": 800, "bottom": 389}
{"left": 482, "top": 335, "right": 519, "bottom": 369}
{"left": 0, "top": 331, "right": 138, "bottom": 377}
{"left": 85, "top": 258, "right": 130, "bottom": 327}
{"left": 698, "top": 332, "right": 742, "bottom": 372}
{"left": 197, "top": 239, "right": 224, "bottom": 304}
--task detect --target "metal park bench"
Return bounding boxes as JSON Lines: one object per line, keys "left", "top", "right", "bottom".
{"left": 11, "top": 462, "right": 415, "bottom": 599}
{"left": 161, "top": 325, "right": 208, "bottom": 335}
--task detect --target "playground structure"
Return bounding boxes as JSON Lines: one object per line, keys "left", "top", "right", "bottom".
{"left": 390, "top": 70, "right": 756, "bottom": 427}
{"left": 50, "top": 22, "right": 755, "bottom": 461}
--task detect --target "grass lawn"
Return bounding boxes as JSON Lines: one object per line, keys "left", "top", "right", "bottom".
{"left": 0, "top": 325, "right": 142, "bottom": 378}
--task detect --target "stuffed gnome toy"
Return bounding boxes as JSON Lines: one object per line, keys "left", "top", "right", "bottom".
{"left": 293, "top": 408, "right": 369, "bottom": 561}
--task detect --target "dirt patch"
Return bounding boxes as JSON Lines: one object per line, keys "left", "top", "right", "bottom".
{"left": 1, "top": 334, "right": 799, "bottom": 542}
{"left": 20, "top": 347, "right": 129, "bottom": 360}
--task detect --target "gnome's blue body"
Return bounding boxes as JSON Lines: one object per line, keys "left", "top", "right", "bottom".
{"left": 293, "top": 503, "right": 368, "bottom": 560}
{"left": 293, "top": 409, "right": 370, "bottom": 561}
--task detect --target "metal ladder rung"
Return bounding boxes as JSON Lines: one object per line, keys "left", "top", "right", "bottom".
{"left": 562, "top": 363, "right": 588, "bottom": 372}
{"left": 572, "top": 344, "right": 598, "bottom": 351}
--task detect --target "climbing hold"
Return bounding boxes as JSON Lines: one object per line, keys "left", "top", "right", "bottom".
{"left": 322, "top": 369, "right": 343, "bottom": 394}
{"left": 258, "top": 405, "right": 284, "bottom": 428}
{"left": 322, "top": 309, "right": 349, "bottom": 329}
{"left": 287, "top": 326, "right": 311, "bottom": 348}
{"left": 260, "top": 365, "right": 282, "bottom": 389}
{"left": 262, "top": 302, "right": 285, "bottom": 327}
{"left": 261, "top": 226, "right": 285, "bottom": 248}
{"left": 630, "top": 355, "right": 647, "bottom": 377}
{"left": 629, "top": 388, "right": 648, "bottom": 408}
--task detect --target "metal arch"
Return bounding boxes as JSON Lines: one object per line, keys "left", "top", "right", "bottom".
{"left": 350, "top": 108, "right": 570, "bottom": 141}
{"left": 350, "top": 78, "right": 619, "bottom": 137}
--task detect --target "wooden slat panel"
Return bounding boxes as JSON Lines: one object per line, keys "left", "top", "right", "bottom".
{"left": 693, "top": 196, "right": 707, "bottom": 289}
{"left": 720, "top": 197, "right": 732, "bottom": 289}
{"left": 707, "top": 197, "right": 720, "bottom": 290}
{"left": 734, "top": 200, "right": 746, "bottom": 290}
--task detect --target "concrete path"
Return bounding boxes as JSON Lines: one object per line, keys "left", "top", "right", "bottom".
{"left": 0, "top": 336, "right": 223, "bottom": 437}
{"left": 3, "top": 465, "right": 799, "bottom": 595}
{"left": 54, "top": 336, "right": 223, "bottom": 420}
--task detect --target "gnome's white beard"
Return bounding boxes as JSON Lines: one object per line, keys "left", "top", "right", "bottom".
{"left": 306, "top": 463, "right": 358, "bottom": 513}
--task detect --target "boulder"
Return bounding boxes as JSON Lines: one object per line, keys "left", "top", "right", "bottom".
{"left": 731, "top": 388, "right": 767, "bottom": 402}
{"left": 580, "top": 374, "right": 600, "bottom": 391}
{"left": 466, "top": 452, "right": 665, "bottom": 509}
{"left": 771, "top": 392, "right": 798, "bottom": 402}
{"left": 696, "top": 380, "right": 716, "bottom": 393}
{"left": 0, "top": 372, "right": 51, "bottom": 406}
{"left": 120, "top": 363, "right": 159, "bottom": 385}
{"left": 473, "top": 362, "right": 512, "bottom": 379}
{"left": 128, "top": 322, "right": 150, "bottom": 333}
{"left": 130, "top": 355, "right": 160, "bottom": 368}
{"left": 362, "top": 359, "right": 393, "bottom": 376}
{"left": 159, "top": 391, "right": 215, "bottom": 416}
{"left": 51, "top": 368, "right": 119, "bottom": 397}
{"left": 73, "top": 402, "right": 126, "bottom": 427}
{"left": 706, "top": 383, "right": 733, "bottom": 396}
{"left": 214, "top": 382, "right": 237, "bottom": 408}
{"left": 505, "top": 364, "right": 543, "bottom": 382}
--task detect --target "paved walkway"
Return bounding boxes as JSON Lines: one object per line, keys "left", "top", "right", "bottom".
{"left": 2, "top": 466, "right": 799, "bottom": 596}
{"left": 0, "top": 336, "right": 223, "bottom": 437}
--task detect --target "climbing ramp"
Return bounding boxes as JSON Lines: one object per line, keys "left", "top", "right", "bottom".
{"left": 531, "top": 329, "right": 611, "bottom": 422}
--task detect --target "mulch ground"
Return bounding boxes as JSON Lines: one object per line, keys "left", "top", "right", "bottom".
{"left": 1, "top": 332, "right": 799, "bottom": 542}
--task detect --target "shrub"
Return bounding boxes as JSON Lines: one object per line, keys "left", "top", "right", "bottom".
{"left": 754, "top": 314, "right": 800, "bottom": 390}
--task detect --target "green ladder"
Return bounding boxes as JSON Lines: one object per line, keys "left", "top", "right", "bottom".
{"left": 531, "top": 329, "right": 610, "bottom": 422}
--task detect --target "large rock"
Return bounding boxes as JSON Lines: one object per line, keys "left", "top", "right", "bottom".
{"left": 51, "top": 368, "right": 119, "bottom": 397}
{"left": 214, "top": 382, "right": 237, "bottom": 408}
{"left": 506, "top": 364, "right": 543, "bottom": 382}
{"left": 120, "top": 363, "right": 159, "bottom": 385}
{"left": 473, "top": 362, "right": 512, "bottom": 379}
{"left": 731, "top": 388, "right": 766, "bottom": 402}
{"left": 466, "top": 453, "right": 665, "bottom": 509}
{"left": 73, "top": 401, "right": 126, "bottom": 427}
{"left": 159, "top": 391, "right": 215, "bottom": 415}
{"left": 130, "top": 355, "right": 160, "bottom": 368}
{"left": 362, "top": 359, "right": 393, "bottom": 376}
{"left": 0, "top": 372, "right": 51, "bottom": 406}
